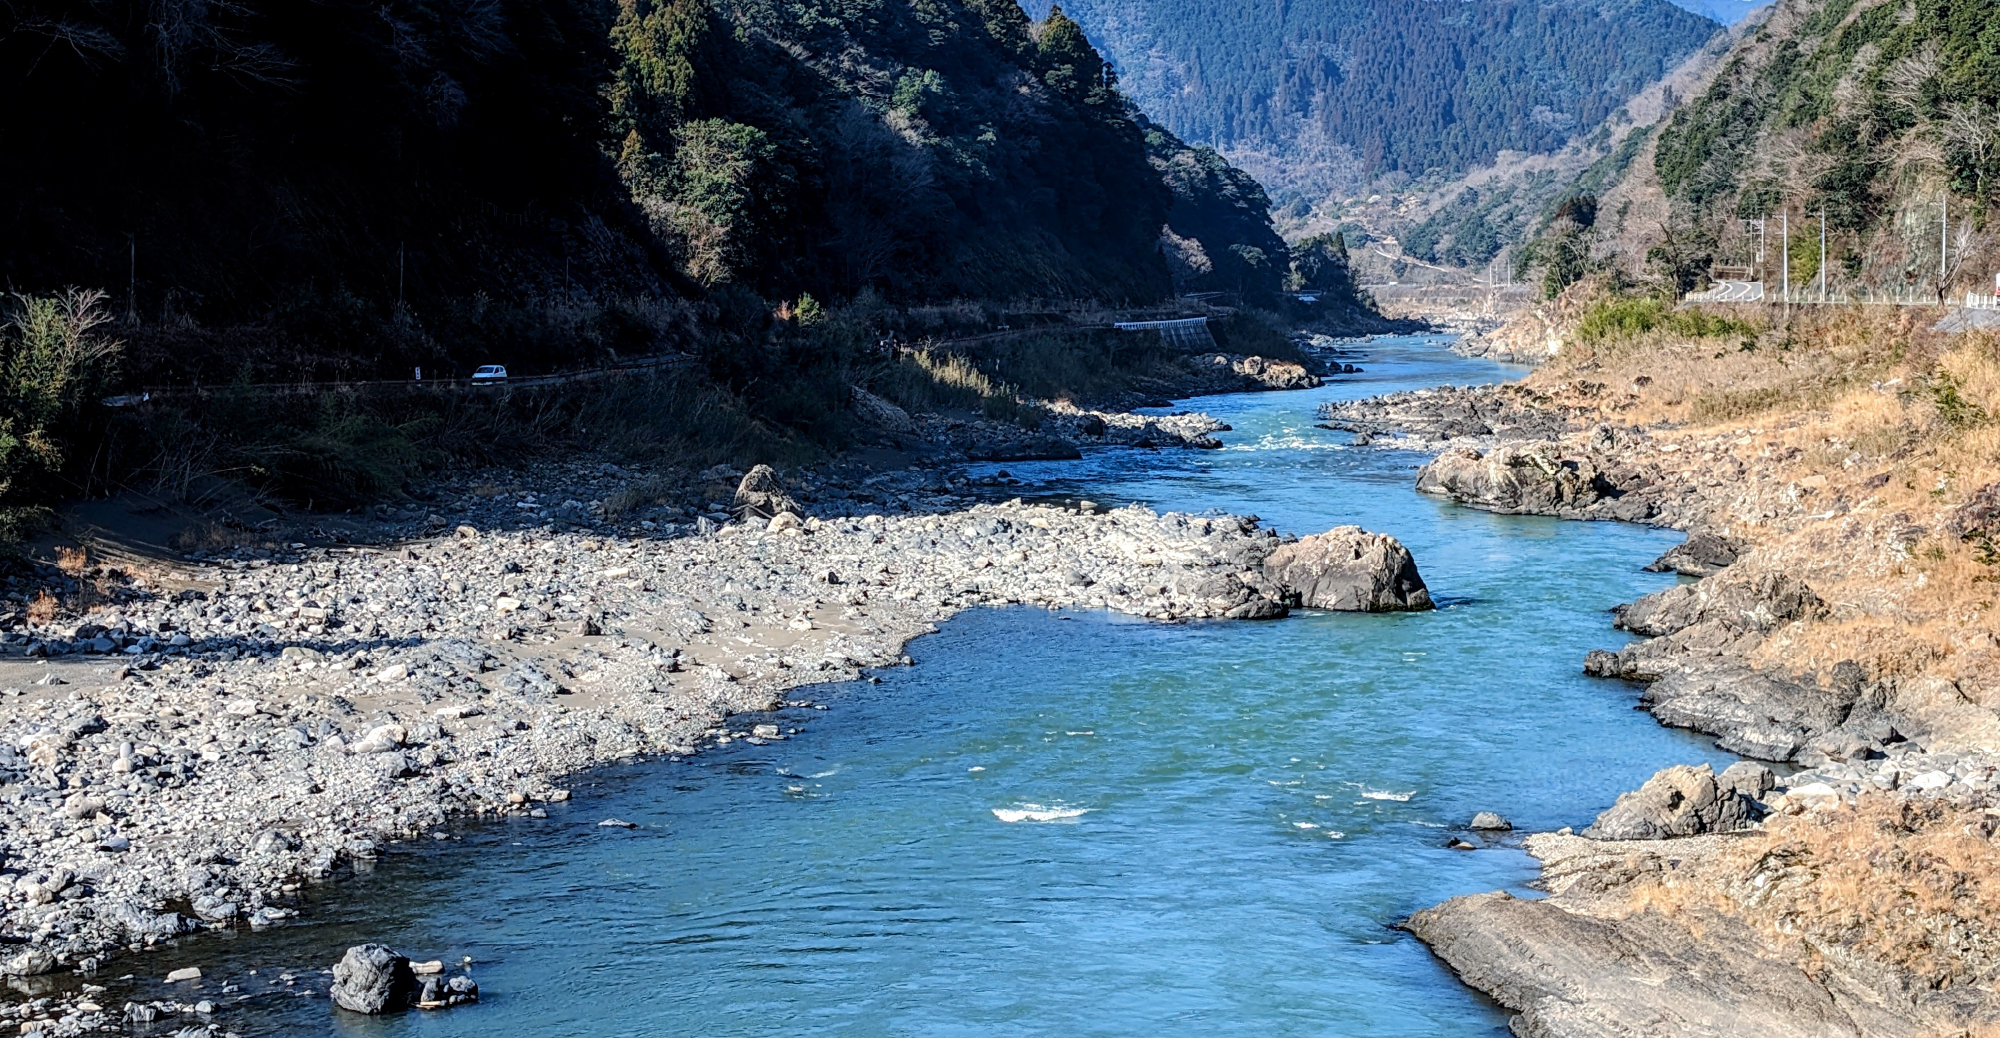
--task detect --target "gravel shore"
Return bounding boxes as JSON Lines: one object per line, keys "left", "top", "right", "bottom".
{"left": 0, "top": 463, "right": 1325, "bottom": 1031}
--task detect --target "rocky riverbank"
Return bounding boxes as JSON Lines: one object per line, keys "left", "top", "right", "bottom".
{"left": 1343, "top": 305, "right": 2000, "bottom": 1035}
{"left": 0, "top": 442, "right": 1436, "bottom": 1033}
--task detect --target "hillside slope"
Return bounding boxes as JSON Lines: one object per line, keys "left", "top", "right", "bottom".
{"left": 0, "top": 0, "right": 1319, "bottom": 383}
{"left": 1527, "top": 0, "right": 2000, "bottom": 298}
{"left": 1021, "top": 0, "right": 1720, "bottom": 201}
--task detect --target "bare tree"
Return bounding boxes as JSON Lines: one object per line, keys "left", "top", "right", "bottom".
{"left": 1938, "top": 213, "right": 1974, "bottom": 303}
{"left": 145, "top": 0, "right": 295, "bottom": 95}
{"left": 1943, "top": 101, "right": 2000, "bottom": 201}
{"left": 1158, "top": 227, "right": 1212, "bottom": 293}
{"left": 1881, "top": 41, "right": 1941, "bottom": 122}
{"left": 1760, "top": 126, "right": 1835, "bottom": 200}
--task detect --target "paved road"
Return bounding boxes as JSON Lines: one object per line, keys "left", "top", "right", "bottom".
{"left": 1691, "top": 279, "right": 1765, "bottom": 302}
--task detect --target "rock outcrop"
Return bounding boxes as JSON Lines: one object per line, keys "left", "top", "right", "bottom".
{"left": 1317, "top": 384, "right": 1581, "bottom": 444}
{"left": 1581, "top": 763, "right": 1759, "bottom": 840}
{"left": 1643, "top": 532, "right": 1740, "bottom": 577}
{"left": 1412, "top": 441, "right": 1669, "bottom": 521}
{"left": 1585, "top": 569, "right": 1849, "bottom": 760}
{"left": 1262, "top": 527, "right": 1434, "bottom": 612}
{"left": 1405, "top": 890, "right": 1872, "bottom": 1038}
{"left": 1612, "top": 570, "right": 1826, "bottom": 640}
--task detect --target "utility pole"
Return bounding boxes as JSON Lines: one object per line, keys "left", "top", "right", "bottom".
{"left": 1941, "top": 197, "right": 1949, "bottom": 282}
{"left": 1819, "top": 209, "right": 1827, "bottom": 302}
{"left": 1781, "top": 210, "right": 1790, "bottom": 305}
{"left": 127, "top": 235, "right": 137, "bottom": 323}
{"left": 397, "top": 243, "right": 406, "bottom": 309}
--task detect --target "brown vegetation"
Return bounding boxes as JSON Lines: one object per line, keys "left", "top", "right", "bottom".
{"left": 1525, "top": 294, "right": 2000, "bottom": 721}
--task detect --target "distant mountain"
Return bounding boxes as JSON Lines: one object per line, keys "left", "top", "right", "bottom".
{"left": 1022, "top": 0, "right": 1721, "bottom": 194}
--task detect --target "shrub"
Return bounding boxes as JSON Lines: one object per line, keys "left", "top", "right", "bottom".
{"left": 1574, "top": 295, "right": 1760, "bottom": 345}
{"left": 0, "top": 289, "right": 121, "bottom": 542}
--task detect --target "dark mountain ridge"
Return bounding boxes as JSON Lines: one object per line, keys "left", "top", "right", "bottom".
{"left": 1, "top": 0, "right": 1331, "bottom": 384}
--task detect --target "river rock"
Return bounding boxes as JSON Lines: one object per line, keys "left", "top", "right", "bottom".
{"left": 733, "top": 465, "right": 800, "bottom": 522}
{"left": 2, "top": 948, "right": 57, "bottom": 977}
{"left": 1262, "top": 527, "right": 1433, "bottom": 612}
{"left": 1613, "top": 570, "right": 1826, "bottom": 639}
{"left": 947, "top": 422, "right": 1085, "bottom": 462}
{"left": 1641, "top": 661, "right": 1861, "bottom": 761}
{"left": 1405, "top": 891, "right": 1870, "bottom": 1038}
{"left": 1581, "top": 764, "right": 1756, "bottom": 840}
{"left": 331, "top": 944, "right": 417, "bottom": 1014}
{"left": 1643, "top": 533, "right": 1740, "bottom": 578}
{"left": 416, "top": 973, "right": 479, "bottom": 1008}
{"left": 1415, "top": 442, "right": 1608, "bottom": 514}
{"left": 1190, "top": 570, "right": 1289, "bottom": 620}
{"left": 1718, "top": 761, "right": 1776, "bottom": 799}
{"left": 1469, "top": 812, "right": 1512, "bottom": 831}
{"left": 849, "top": 386, "right": 916, "bottom": 435}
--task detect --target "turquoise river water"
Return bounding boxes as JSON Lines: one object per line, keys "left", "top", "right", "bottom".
{"left": 115, "top": 335, "right": 1736, "bottom": 1036}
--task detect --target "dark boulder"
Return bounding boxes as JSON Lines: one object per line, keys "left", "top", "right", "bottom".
{"left": 331, "top": 944, "right": 417, "bottom": 1014}
{"left": 733, "top": 465, "right": 801, "bottom": 522}
{"left": 416, "top": 973, "right": 480, "bottom": 1009}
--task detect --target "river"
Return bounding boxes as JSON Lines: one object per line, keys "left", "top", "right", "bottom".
{"left": 110, "top": 335, "right": 1736, "bottom": 1036}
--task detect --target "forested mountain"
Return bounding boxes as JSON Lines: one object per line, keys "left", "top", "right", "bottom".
{"left": 0, "top": 0, "right": 1308, "bottom": 381}
{"left": 1145, "top": 121, "right": 1292, "bottom": 298}
{"left": 1527, "top": 0, "right": 2000, "bottom": 298}
{"left": 1021, "top": 0, "right": 1721, "bottom": 189}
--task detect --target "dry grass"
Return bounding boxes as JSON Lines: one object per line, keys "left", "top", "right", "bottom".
{"left": 1515, "top": 292, "right": 2000, "bottom": 1030}
{"left": 1523, "top": 296, "right": 2000, "bottom": 708}
{"left": 1608, "top": 797, "right": 2000, "bottom": 1000}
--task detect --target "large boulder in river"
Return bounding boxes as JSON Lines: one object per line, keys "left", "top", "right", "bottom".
{"left": 1416, "top": 441, "right": 1607, "bottom": 515}
{"left": 1582, "top": 764, "right": 1757, "bottom": 840}
{"left": 1263, "top": 526, "right": 1433, "bottom": 612}
{"left": 331, "top": 944, "right": 417, "bottom": 1014}
{"left": 733, "top": 465, "right": 800, "bottom": 522}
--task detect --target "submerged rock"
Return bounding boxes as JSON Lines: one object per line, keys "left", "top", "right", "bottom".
{"left": 416, "top": 973, "right": 480, "bottom": 1009}
{"left": 1262, "top": 526, "right": 1433, "bottom": 612}
{"left": 1582, "top": 764, "right": 1758, "bottom": 840}
{"left": 331, "top": 944, "right": 417, "bottom": 1014}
